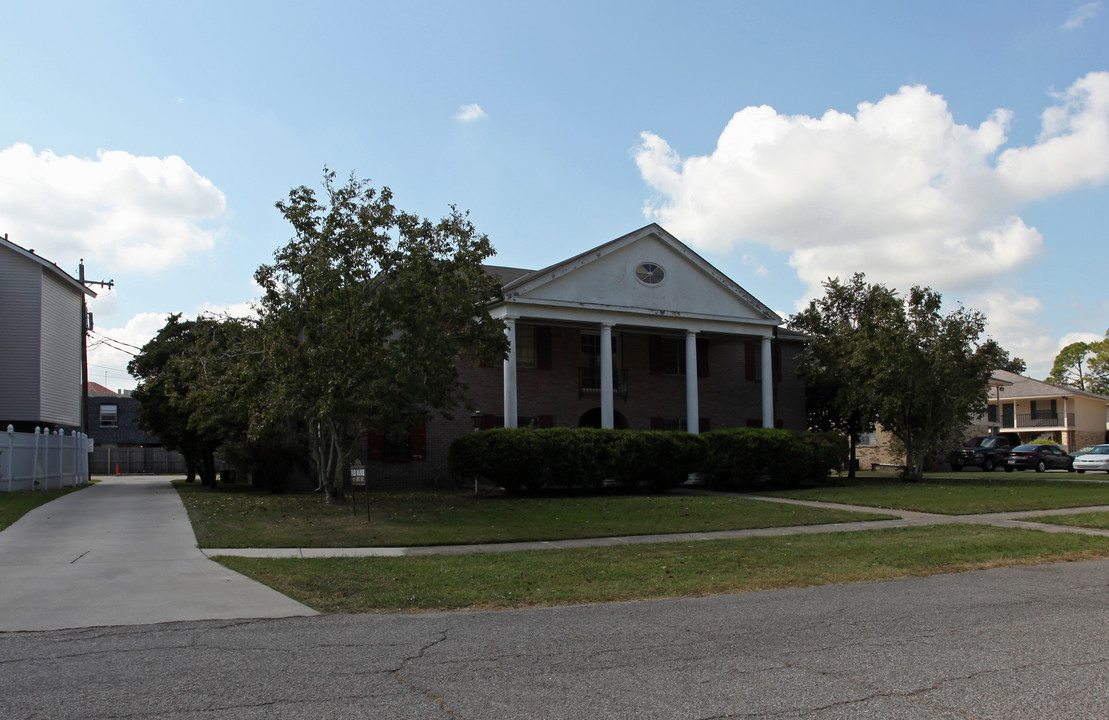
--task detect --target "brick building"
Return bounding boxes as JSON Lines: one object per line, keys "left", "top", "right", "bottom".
{"left": 86, "top": 382, "right": 187, "bottom": 474}
{"left": 366, "top": 224, "right": 807, "bottom": 488}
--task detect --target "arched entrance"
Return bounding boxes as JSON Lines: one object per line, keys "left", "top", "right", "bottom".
{"left": 578, "top": 408, "right": 629, "bottom": 429}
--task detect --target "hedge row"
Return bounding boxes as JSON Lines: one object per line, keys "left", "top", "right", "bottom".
{"left": 448, "top": 427, "right": 847, "bottom": 493}
{"left": 702, "top": 428, "right": 847, "bottom": 489}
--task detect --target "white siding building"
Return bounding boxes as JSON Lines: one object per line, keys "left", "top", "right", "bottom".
{"left": 0, "top": 234, "right": 95, "bottom": 430}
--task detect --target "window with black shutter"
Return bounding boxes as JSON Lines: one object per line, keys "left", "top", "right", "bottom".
{"left": 649, "top": 336, "right": 708, "bottom": 377}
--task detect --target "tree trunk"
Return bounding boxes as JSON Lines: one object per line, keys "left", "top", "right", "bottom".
{"left": 848, "top": 435, "right": 858, "bottom": 479}
{"left": 310, "top": 419, "right": 348, "bottom": 505}
{"left": 200, "top": 450, "right": 218, "bottom": 487}
{"left": 902, "top": 435, "right": 923, "bottom": 481}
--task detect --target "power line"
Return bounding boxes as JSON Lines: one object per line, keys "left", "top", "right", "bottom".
{"left": 88, "top": 362, "right": 130, "bottom": 374}
{"left": 88, "top": 330, "right": 144, "bottom": 352}
{"left": 87, "top": 331, "right": 144, "bottom": 357}
{"left": 88, "top": 338, "right": 136, "bottom": 356}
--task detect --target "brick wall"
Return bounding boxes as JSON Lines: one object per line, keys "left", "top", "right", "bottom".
{"left": 87, "top": 396, "right": 158, "bottom": 447}
{"left": 365, "top": 325, "right": 808, "bottom": 488}
{"left": 1066, "top": 430, "right": 1107, "bottom": 452}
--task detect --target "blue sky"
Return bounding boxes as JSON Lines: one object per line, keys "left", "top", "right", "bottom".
{"left": 2, "top": 1, "right": 1106, "bottom": 389}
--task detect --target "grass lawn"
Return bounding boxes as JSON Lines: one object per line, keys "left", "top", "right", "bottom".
{"left": 765, "top": 474, "right": 1109, "bottom": 514}
{"left": 0, "top": 487, "right": 83, "bottom": 532}
{"left": 183, "top": 476, "right": 1109, "bottom": 615}
{"left": 216, "top": 524, "right": 1109, "bottom": 613}
{"left": 174, "top": 482, "right": 894, "bottom": 548}
{"left": 1024, "top": 511, "right": 1109, "bottom": 530}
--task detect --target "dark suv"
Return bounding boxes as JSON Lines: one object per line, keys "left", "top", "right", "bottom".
{"left": 949, "top": 435, "right": 1018, "bottom": 471}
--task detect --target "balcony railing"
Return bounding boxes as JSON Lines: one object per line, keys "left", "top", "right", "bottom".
{"left": 999, "top": 413, "right": 1076, "bottom": 429}
{"left": 579, "top": 367, "right": 628, "bottom": 399}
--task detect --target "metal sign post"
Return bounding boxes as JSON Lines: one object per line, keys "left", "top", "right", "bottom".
{"left": 350, "top": 462, "right": 368, "bottom": 521}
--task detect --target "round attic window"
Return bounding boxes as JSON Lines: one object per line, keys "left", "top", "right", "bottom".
{"left": 635, "top": 262, "right": 666, "bottom": 286}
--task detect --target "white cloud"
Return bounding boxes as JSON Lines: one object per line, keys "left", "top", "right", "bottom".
{"left": 1062, "top": 2, "right": 1100, "bottom": 30}
{"left": 198, "top": 300, "right": 260, "bottom": 320}
{"left": 635, "top": 72, "right": 1109, "bottom": 305}
{"left": 196, "top": 277, "right": 265, "bottom": 320}
{"left": 996, "top": 73, "right": 1109, "bottom": 198}
{"left": 455, "top": 103, "right": 488, "bottom": 122}
{"left": 1059, "top": 330, "right": 1107, "bottom": 346}
{"left": 89, "top": 292, "right": 261, "bottom": 391}
{"left": 965, "top": 289, "right": 1056, "bottom": 377}
{"left": 742, "top": 252, "right": 769, "bottom": 277}
{"left": 87, "top": 311, "right": 174, "bottom": 391}
{"left": 0, "top": 143, "right": 226, "bottom": 272}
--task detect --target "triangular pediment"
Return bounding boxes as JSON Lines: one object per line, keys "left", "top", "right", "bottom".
{"left": 499, "top": 225, "right": 778, "bottom": 327}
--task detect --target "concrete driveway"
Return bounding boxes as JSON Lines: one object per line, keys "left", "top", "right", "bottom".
{"left": 0, "top": 475, "right": 317, "bottom": 631}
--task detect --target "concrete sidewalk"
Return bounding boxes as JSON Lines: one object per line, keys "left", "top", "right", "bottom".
{"left": 202, "top": 493, "right": 1109, "bottom": 558}
{"left": 0, "top": 475, "right": 317, "bottom": 632}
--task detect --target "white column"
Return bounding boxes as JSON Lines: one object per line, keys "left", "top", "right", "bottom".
{"left": 685, "top": 331, "right": 699, "bottom": 434}
{"left": 761, "top": 336, "right": 774, "bottom": 428}
{"left": 600, "top": 323, "right": 614, "bottom": 430}
{"left": 503, "top": 318, "right": 518, "bottom": 429}
{"left": 1063, "top": 396, "right": 1070, "bottom": 448}
{"left": 995, "top": 385, "right": 1002, "bottom": 432}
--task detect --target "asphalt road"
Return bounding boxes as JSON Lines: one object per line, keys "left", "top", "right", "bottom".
{"left": 4, "top": 557, "right": 1109, "bottom": 719}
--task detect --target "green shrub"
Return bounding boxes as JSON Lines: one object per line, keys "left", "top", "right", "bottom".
{"left": 537, "top": 428, "right": 620, "bottom": 490}
{"left": 451, "top": 427, "right": 844, "bottom": 494}
{"left": 800, "top": 431, "right": 849, "bottom": 481}
{"left": 611, "top": 431, "right": 707, "bottom": 491}
{"left": 449, "top": 428, "right": 704, "bottom": 493}
{"left": 702, "top": 428, "right": 847, "bottom": 490}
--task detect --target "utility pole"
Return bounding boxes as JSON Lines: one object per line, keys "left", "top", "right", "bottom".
{"left": 79, "top": 260, "right": 114, "bottom": 435}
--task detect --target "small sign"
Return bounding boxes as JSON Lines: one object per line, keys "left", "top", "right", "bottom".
{"left": 351, "top": 464, "right": 366, "bottom": 487}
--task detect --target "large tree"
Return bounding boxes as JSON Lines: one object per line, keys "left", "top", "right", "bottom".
{"left": 793, "top": 275, "right": 1002, "bottom": 480}
{"left": 870, "top": 285, "right": 1003, "bottom": 479}
{"left": 790, "top": 274, "right": 898, "bottom": 477}
{"left": 994, "top": 348, "right": 1027, "bottom": 375}
{"left": 171, "top": 314, "right": 305, "bottom": 490}
{"left": 1086, "top": 336, "right": 1109, "bottom": 395}
{"left": 254, "top": 170, "right": 508, "bottom": 504}
{"left": 1046, "top": 341, "right": 1095, "bottom": 390}
{"left": 1047, "top": 335, "right": 1109, "bottom": 394}
{"left": 128, "top": 314, "right": 221, "bottom": 486}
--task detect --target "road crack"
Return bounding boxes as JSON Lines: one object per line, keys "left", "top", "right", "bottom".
{"left": 391, "top": 629, "right": 457, "bottom": 718}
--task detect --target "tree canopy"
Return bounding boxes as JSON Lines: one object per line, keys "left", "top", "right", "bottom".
{"left": 128, "top": 170, "right": 508, "bottom": 501}
{"left": 127, "top": 314, "right": 221, "bottom": 486}
{"left": 994, "top": 348, "right": 1027, "bottom": 375}
{"left": 1088, "top": 340, "right": 1109, "bottom": 395}
{"left": 253, "top": 170, "right": 508, "bottom": 502}
{"left": 790, "top": 274, "right": 894, "bottom": 477}
{"left": 1046, "top": 334, "right": 1109, "bottom": 394}
{"left": 791, "top": 274, "right": 1003, "bottom": 479}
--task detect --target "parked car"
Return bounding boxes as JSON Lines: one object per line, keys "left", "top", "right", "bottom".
{"left": 949, "top": 435, "right": 1018, "bottom": 471}
{"left": 1074, "top": 444, "right": 1109, "bottom": 473}
{"left": 1003, "top": 444, "right": 1074, "bottom": 472}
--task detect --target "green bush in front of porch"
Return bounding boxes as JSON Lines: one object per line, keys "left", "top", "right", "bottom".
{"left": 449, "top": 428, "right": 624, "bottom": 492}
{"left": 702, "top": 428, "right": 848, "bottom": 490}
{"left": 449, "top": 427, "right": 846, "bottom": 493}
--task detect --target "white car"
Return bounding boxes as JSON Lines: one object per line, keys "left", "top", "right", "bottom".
{"left": 1074, "top": 444, "right": 1109, "bottom": 473}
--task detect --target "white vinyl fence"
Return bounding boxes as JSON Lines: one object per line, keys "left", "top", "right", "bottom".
{"left": 2, "top": 425, "right": 93, "bottom": 492}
